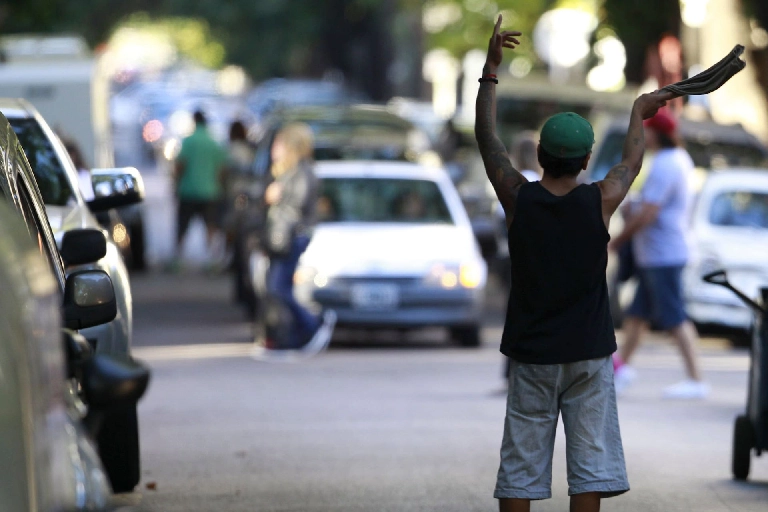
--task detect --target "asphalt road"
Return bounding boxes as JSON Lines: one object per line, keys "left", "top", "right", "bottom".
{"left": 112, "top": 269, "right": 768, "bottom": 512}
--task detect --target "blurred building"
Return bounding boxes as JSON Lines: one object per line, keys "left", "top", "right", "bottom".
{"left": 680, "top": 0, "right": 768, "bottom": 142}
{"left": 0, "top": 34, "right": 114, "bottom": 168}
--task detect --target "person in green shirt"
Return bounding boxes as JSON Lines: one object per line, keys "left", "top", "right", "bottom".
{"left": 172, "top": 110, "right": 227, "bottom": 268}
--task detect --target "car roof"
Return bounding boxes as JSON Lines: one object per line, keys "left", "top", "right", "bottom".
{"left": 263, "top": 104, "right": 415, "bottom": 130}
{"left": 314, "top": 160, "right": 449, "bottom": 181}
{"left": 702, "top": 168, "right": 768, "bottom": 190}
{"left": 602, "top": 114, "right": 767, "bottom": 151}
{"left": 0, "top": 98, "right": 34, "bottom": 119}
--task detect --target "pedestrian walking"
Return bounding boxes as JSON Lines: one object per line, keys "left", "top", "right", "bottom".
{"left": 476, "top": 15, "right": 669, "bottom": 511}
{"left": 610, "top": 107, "right": 709, "bottom": 399}
{"left": 252, "top": 122, "right": 335, "bottom": 359}
{"left": 171, "top": 110, "right": 228, "bottom": 271}
{"left": 222, "top": 119, "right": 257, "bottom": 250}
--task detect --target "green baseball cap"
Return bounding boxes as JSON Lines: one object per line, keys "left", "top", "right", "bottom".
{"left": 539, "top": 112, "right": 594, "bottom": 158}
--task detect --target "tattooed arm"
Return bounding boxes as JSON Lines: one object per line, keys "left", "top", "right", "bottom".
{"left": 597, "top": 91, "right": 672, "bottom": 227}
{"left": 475, "top": 15, "right": 523, "bottom": 228}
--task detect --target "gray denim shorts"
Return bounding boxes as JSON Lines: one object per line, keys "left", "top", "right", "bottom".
{"left": 494, "top": 356, "right": 629, "bottom": 500}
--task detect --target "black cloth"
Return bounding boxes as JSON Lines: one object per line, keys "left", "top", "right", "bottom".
{"left": 661, "top": 44, "right": 745, "bottom": 97}
{"left": 500, "top": 182, "right": 616, "bottom": 364}
{"left": 176, "top": 199, "right": 218, "bottom": 245}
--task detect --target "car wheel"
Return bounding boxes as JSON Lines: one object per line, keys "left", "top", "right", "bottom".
{"left": 732, "top": 414, "right": 754, "bottom": 481}
{"left": 97, "top": 405, "right": 141, "bottom": 493}
{"left": 450, "top": 326, "right": 481, "bottom": 347}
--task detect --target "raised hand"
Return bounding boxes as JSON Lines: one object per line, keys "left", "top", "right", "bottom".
{"left": 486, "top": 15, "right": 522, "bottom": 71}
{"left": 633, "top": 91, "right": 673, "bottom": 120}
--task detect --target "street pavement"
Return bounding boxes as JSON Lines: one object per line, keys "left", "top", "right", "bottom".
{"left": 113, "top": 269, "right": 768, "bottom": 512}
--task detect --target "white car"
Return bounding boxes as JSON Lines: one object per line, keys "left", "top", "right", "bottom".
{"left": 1, "top": 98, "right": 144, "bottom": 493}
{"left": 685, "top": 169, "right": 768, "bottom": 332}
{"left": 293, "top": 161, "right": 487, "bottom": 346}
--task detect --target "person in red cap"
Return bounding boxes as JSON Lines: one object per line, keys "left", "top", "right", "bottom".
{"left": 476, "top": 14, "right": 670, "bottom": 512}
{"left": 610, "top": 107, "right": 708, "bottom": 400}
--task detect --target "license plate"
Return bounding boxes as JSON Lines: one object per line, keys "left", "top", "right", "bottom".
{"left": 350, "top": 283, "right": 399, "bottom": 310}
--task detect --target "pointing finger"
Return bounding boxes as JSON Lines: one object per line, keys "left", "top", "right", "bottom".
{"left": 494, "top": 14, "right": 502, "bottom": 35}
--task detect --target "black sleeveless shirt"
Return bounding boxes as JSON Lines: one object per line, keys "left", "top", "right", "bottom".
{"left": 501, "top": 181, "right": 616, "bottom": 364}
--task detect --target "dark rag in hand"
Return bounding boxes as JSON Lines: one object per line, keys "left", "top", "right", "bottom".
{"left": 660, "top": 44, "right": 746, "bottom": 97}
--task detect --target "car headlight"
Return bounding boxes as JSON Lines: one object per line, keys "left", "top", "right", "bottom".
{"left": 425, "top": 262, "right": 485, "bottom": 289}
{"left": 459, "top": 262, "right": 485, "bottom": 289}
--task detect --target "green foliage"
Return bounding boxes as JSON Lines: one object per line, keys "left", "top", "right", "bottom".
{"left": 117, "top": 13, "right": 225, "bottom": 68}
{"left": 423, "top": 0, "right": 550, "bottom": 63}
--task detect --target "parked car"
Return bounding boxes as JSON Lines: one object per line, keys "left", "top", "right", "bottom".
{"left": 0, "top": 200, "right": 112, "bottom": 511}
{"left": 247, "top": 77, "right": 367, "bottom": 124}
{"left": 0, "top": 99, "right": 147, "bottom": 493}
{"left": 684, "top": 169, "right": 768, "bottom": 335}
{"left": 0, "top": 111, "right": 149, "bottom": 507}
{"left": 231, "top": 104, "right": 438, "bottom": 316}
{"left": 288, "top": 161, "right": 487, "bottom": 346}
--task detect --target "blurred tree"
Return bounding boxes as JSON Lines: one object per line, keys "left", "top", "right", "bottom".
{"left": 742, "top": 0, "right": 768, "bottom": 111}
{"left": 422, "top": 0, "right": 549, "bottom": 70}
{"left": 0, "top": 0, "right": 407, "bottom": 101}
{"left": 601, "top": 0, "right": 681, "bottom": 84}
{"left": 115, "top": 13, "right": 225, "bottom": 68}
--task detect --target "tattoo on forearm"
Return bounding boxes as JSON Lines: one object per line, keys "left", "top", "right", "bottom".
{"left": 633, "top": 137, "right": 640, "bottom": 146}
{"left": 475, "top": 80, "right": 524, "bottom": 218}
{"left": 605, "top": 164, "right": 632, "bottom": 189}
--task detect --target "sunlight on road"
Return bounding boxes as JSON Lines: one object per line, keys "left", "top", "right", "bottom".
{"left": 133, "top": 343, "right": 254, "bottom": 361}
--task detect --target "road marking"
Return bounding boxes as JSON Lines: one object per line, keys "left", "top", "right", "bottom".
{"left": 632, "top": 354, "right": 749, "bottom": 372}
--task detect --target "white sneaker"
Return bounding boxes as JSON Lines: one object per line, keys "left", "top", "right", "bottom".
{"left": 614, "top": 365, "right": 637, "bottom": 396}
{"left": 663, "top": 379, "right": 710, "bottom": 400}
{"left": 301, "top": 310, "right": 337, "bottom": 356}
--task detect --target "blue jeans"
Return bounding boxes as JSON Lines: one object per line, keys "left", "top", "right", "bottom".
{"left": 266, "top": 235, "right": 320, "bottom": 349}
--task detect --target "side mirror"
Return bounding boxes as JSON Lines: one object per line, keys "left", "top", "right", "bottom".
{"left": 87, "top": 167, "right": 145, "bottom": 212}
{"left": 60, "top": 228, "right": 107, "bottom": 266}
{"left": 82, "top": 354, "right": 150, "bottom": 410}
{"left": 63, "top": 270, "right": 117, "bottom": 330}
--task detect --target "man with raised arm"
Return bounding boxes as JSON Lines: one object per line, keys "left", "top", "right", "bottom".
{"left": 476, "top": 15, "right": 670, "bottom": 512}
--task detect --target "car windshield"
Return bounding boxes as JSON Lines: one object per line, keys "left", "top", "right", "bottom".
{"left": 318, "top": 177, "right": 454, "bottom": 224}
{"left": 591, "top": 130, "right": 768, "bottom": 181}
{"left": 709, "top": 191, "right": 768, "bottom": 229}
{"left": 9, "top": 118, "right": 74, "bottom": 206}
